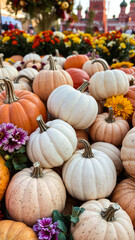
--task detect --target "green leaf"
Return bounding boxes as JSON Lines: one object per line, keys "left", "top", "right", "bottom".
{"left": 58, "top": 232, "right": 66, "bottom": 240}
{"left": 12, "top": 158, "right": 27, "bottom": 170}
{"left": 5, "top": 159, "right": 13, "bottom": 171}
{"left": 57, "top": 220, "right": 67, "bottom": 233}
{"left": 53, "top": 210, "right": 65, "bottom": 223}
{"left": 14, "top": 153, "right": 27, "bottom": 163}
{"left": 70, "top": 207, "right": 85, "bottom": 226}
{"left": 17, "top": 146, "right": 26, "bottom": 153}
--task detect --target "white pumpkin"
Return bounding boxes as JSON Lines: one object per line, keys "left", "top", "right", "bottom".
{"left": 47, "top": 82, "right": 98, "bottom": 129}
{"left": 26, "top": 116, "right": 78, "bottom": 168}
{"left": 91, "top": 142, "right": 123, "bottom": 175}
{"left": 62, "top": 139, "right": 117, "bottom": 201}
{"left": 13, "top": 75, "right": 32, "bottom": 91}
{"left": 42, "top": 50, "right": 66, "bottom": 68}
{"left": 23, "top": 53, "right": 41, "bottom": 64}
{"left": 18, "top": 67, "right": 38, "bottom": 79}
{"left": 0, "top": 54, "right": 18, "bottom": 82}
{"left": 88, "top": 69, "right": 129, "bottom": 101}
{"left": 82, "top": 58, "right": 109, "bottom": 77}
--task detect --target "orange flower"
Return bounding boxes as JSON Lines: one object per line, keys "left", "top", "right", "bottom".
{"left": 40, "top": 39, "right": 44, "bottom": 42}
{"left": 11, "top": 36, "right": 16, "bottom": 39}
{"left": 12, "top": 40, "right": 18, "bottom": 45}
{"left": 54, "top": 37, "right": 60, "bottom": 43}
{"left": 32, "top": 41, "right": 40, "bottom": 49}
{"left": 45, "top": 37, "right": 50, "bottom": 42}
{"left": 51, "top": 40, "right": 55, "bottom": 44}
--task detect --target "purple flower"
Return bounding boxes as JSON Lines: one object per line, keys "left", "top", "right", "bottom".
{"left": 4, "top": 123, "right": 15, "bottom": 131}
{"left": 0, "top": 125, "right": 11, "bottom": 147}
{"left": 21, "top": 61, "right": 25, "bottom": 64}
{"left": 33, "top": 217, "right": 60, "bottom": 240}
{"left": 17, "top": 66, "right": 22, "bottom": 71}
{"left": 32, "top": 65, "right": 38, "bottom": 70}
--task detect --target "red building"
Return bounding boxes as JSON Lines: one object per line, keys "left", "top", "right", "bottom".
{"left": 61, "top": 0, "right": 135, "bottom": 32}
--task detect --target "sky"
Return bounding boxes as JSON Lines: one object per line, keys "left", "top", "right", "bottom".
{"left": 74, "top": 0, "right": 131, "bottom": 18}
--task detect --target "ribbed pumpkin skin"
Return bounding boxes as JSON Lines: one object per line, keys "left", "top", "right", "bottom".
{"left": 0, "top": 156, "right": 10, "bottom": 201}
{"left": 121, "top": 127, "right": 135, "bottom": 178}
{"left": 71, "top": 199, "right": 134, "bottom": 240}
{"left": 111, "top": 178, "right": 135, "bottom": 228}
{"left": 64, "top": 55, "right": 89, "bottom": 69}
{"left": 0, "top": 66, "right": 18, "bottom": 81}
{"left": 0, "top": 90, "right": 47, "bottom": 135}
{"left": 33, "top": 69, "right": 73, "bottom": 102}
{"left": 47, "top": 85, "right": 98, "bottom": 129}
{"left": 26, "top": 119, "right": 77, "bottom": 168}
{"left": 5, "top": 167, "right": 66, "bottom": 226}
{"left": 88, "top": 69, "right": 129, "bottom": 101}
{"left": 89, "top": 113, "right": 130, "bottom": 146}
{"left": 119, "top": 68, "right": 135, "bottom": 75}
{"left": 91, "top": 142, "right": 123, "bottom": 175}
{"left": 0, "top": 220, "right": 38, "bottom": 240}
{"left": 66, "top": 68, "right": 90, "bottom": 89}
{"left": 23, "top": 53, "right": 41, "bottom": 64}
{"left": 82, "top": 58, "right": 109, "bottom": 77}
{"left": 10, "top": 55, "right": 23, "bottom": 62}
{"left": 62, "top": 149, "right": 116, "bottom": 201}
{"left": 125, "top": 86, "right": 135, "bottom": 111}
{"left": 18, "top": 68, "right": 38, "bottom": 79}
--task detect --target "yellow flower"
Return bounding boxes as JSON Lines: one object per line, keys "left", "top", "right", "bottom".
{"left": 2, "top": 36, "right": 10, "bottom": 43}
{"left": 27, "top": 36, "right": 35, "bottom": 43}
{"left": 118, "top": 43, "right": 126, "bottom": 49}
{"left": 111, "top": 61, "right": 134, "bottom": 69}
{"left": 64, "top": 40, "right": 71, "bottom": 47}
{"left": 5, "top": 58, "right": 15, "bottom": 64}
{"left": 104, "top": 95, "right": 133, "bottom": 119}
{"left": 130, "top": 38, "right": 135, "bottom": 45}
{"left": 23, "top": 33, "right": 29, "bottom": 38}
{"left": 72, "top": 37, "right": 81, "bottom": 44}
{"left": 38, "top": 32, "right": 43, "bottom": 38}
{"left": 129, "top": 50, "right": 135, "bottom": 58}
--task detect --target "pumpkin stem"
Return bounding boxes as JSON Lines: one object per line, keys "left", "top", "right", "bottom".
{"left": 36, "top": 115, "right": 49, "bottom": 133}
{"left": 0, "top": 77, "right": 19, "bottom": 103}
{"left": 105, "top": 107, "right": 115, "bottom": 123}
{"left": 0, "top": 83, "right": 4, "bottom": 92}
{"left": 72, "top": 51, "right": 78, "bottom": 55}
{"left": 129, "top": 78, "right": 135, "bottom": 86}
{"left": 101, "top": 203, "right": 120, "bottom": 222}
{"left": 55, "top": 49, "right": 60, "bottom": 57}
{"left": 31, "top": 162, "right": 43, "bottom": 178}
{"left": 91, "top": 59, "right": 109, "bottom": 71}
{"left": 14, "top": 75, "right": 34, "bottom": 88}
{"left": 79, "top": 139, "right": 94, "bottom": 158}
{"left": 47, "top": 55, "right": 57, "bottom": 70}
{"left": 112, "top": 59, "right": 120, "bottom": 63}
{"left": 0, "top": 53, "right": 4, "bottom": 68}
{"left": 91, "top": 49, "right": 96, "bottom": 60}
{"left": 77, "top": 80, "right": 90, "bottom": 93}
{"left": 33, "top": 60, "right": 36, "bottom": 64}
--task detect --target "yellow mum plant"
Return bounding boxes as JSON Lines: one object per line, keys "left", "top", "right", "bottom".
{"left": 104, "top": 95, "right": 133, "bottom": 119}
{"left": 111, "top": 61, "right": 134, "bottom": 69}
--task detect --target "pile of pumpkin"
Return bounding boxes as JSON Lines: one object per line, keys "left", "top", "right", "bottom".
{"left": 0, "top": 50, "right": 135, "bottom": 240}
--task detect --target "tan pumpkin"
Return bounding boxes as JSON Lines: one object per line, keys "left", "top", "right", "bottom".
{"left": 0, "top": 155, "right": 10, "bottom": 201}
{"left": 89, "top": 107, "right": 130, "bottom": 146}
{"left": 111, "top": 178, "right": 135, "bottom": 228}
{"left": 26, "top": 115, "right": 77, "bottom": 168}
{"left": 62, "top": 139, "right": 116, "bottom": 201}
{"left": 75, "top": 129, "right": 89, "bottom": 149}
{"left": 91, "top": 142, "right": 123, "bottom": 175}
{"left": 33, "top": 55, "right": 73, "bottom": 102}
{"left": 47, "top": 81, "right": 98, "bottom": 129}
{"left": 88, "top": 60, "right": 129, "bottom": 101}
{"left": 5, "top": 162, "right": 66, "bottom": 226}
{"left": 121, "top": 127, "right": 135, "bottom": 178}
{"left": 0, "top": 220, "right": 38, "bottom": 240}
{"left": 0, "top": 53, "right": 18, "bottom": 82}
{"left": 82, "top": 58, "right": 109, "bottom": 77}
{"left": 71, "top": 199, "right": 134, "bottom": 240}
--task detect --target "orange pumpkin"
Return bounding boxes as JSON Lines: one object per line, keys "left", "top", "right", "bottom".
{"left": 0, "top": 155, "right": 10, "bottom": 201}
{"left": 0, "top": 77, "right": 47, "bottom": 135}
{"left": 10, "top": 55, "right": 23, "bottom": 62}
{"left": 64, "top": 54, "right": 89, "bottom": 69}
{"left": 33, "top": 55, "right": 73, "bottom": 102}
{"left": 89, "top": 107, "right": 130, "bottom": 146}
{"left": 119, "top": 67, "right": 135, "bottom": 75}
{"left": 125, "top": 86, "right": 135, "bottom": 111}
{"left": 111, "top": 178, "right": 135, "bottom": 228}
{"left": 66, "top": 68, "right": 90, "bottom": 89}
{"left": 0, "top": 220, "right": 38, "bottom": 240}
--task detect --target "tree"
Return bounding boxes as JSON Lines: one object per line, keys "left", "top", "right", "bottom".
{"left": 85, "top": 10, "right": 95, "bottom": 34}
{"left": 6, "top": 0, "right": 74, "bottom": 31}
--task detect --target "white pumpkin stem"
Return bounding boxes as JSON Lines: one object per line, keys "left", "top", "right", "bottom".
{"left": 101, "top": 203, "right": 120, "bottom": 221}
{"left": 14, "top": 75, "right": 34, "bottom": 86}
{"left": 79, "top": 139, "right": 94, "bottom": 158}
{"left": 77, "top": 80, "right": 90, "bottom": 93}
{"left": 105, "top": 107, "right": 115, "bottom": 123}
{"left": 112, "top": 58, "right": 119, "bottom": 63}
{"left": 91, "top": 59, "right": 109, "bottom": 71}
{"left": 72, "top": 51, "right": 78, "bottom": 55}
{"left": 31, "top": 162, "right": 43, "bottom": 178}
{"left": 91, "top": 49, "right": 96, "bottom": 60}
{"left": 0, "top": 53, "right": 4, "bottom": 68}
{"left": 47, "top": 55, "right": 57, "bottom": 70}
{"left": 0, "top": 77, "right": 19, "bottom": 103}
{"left": 55, "top": 49, "right": 60, "bottom": 57}
{"left": 36, "top": 115, "right": 49, "bottom": 133}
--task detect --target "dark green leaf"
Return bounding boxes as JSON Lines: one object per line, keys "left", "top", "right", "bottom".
{"left": 57, "top": 220, "right": 67, "bottom": 233}
{"left": 17, "top": 146, "right": 26, "bottom": 153}
{"left": 70, "top": 207, "right": 85, "bottom": 226}
{"left": 13, "top": 153, "right": 27, "bottom": 163}
{"left": 58, "top": 232, "right": 66, "bottom": 240}
{"left": 5, "top": 160, "right": 13, "bottom": 171}
{"left": 53, "top": 210, "right": 65, "bottom": 223}
{"left": 12, "top": 158, "right": 27, "bottom": 170}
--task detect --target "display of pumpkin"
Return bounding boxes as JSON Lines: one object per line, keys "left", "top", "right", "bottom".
{"left": 33, "top": 55, "right": 73, "bottom": 102}
{"left": 26, "top": 115, "right": 77, "bottom": 168}
{"left": 5, "top": 162, "right": 66, "bottom": 226}
{"left": 71, "top": 198, "right": 134, "bottom": 240}
{"left": 62, "top": 139, "right": 116, "bottom": 201}
{"left": 0, "top": 155, "right": 10, "bottom": 201}
{"left": 47, "top": 81, "right": 98, "bottom": 129}
{"left": 0, "top": 53, "right": 18, "bottom": 82}
{"left": 66, "top": 68, "right": 90, "bottom": 89}
{"left": 42, "top": 49, "right": 66, "bottom": 68}
{"left": 0, "top": 220, "right": 38, "bottom": 240}
{"left": 64, "top": 53, "right": 89, "bottom": 69}
{"left": 13, "top": 75, "right": 33, "bottom": 91}
{"left": 0, "top": 77, "right": 47, "bottom": 134}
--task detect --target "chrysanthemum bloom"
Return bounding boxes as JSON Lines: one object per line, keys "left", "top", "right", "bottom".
{"left": 0, "top": 124, "right": 11, "bottom": 147}
{"left": 33, "top": 217, "right": 60, "bottom": 240}
{"left": 104, "top": 95, "right": 133, "bottom": 119}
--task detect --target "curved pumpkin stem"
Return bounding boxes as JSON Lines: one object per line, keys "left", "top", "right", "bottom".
{"left": 105, "top": 107, "right": 115, "bottom": 123}
{"left": 129, "top": 77, "right": 135, "bottom": 86}
{"left": 47, "top": 55, "right": 57, "bottom": 70}
{"left": 14, "top": 75, "right": 34, "bottom": 85}
{"left": 101, "top": 203, "right": 120, "bottom": 222}
{"left": 31, "top": 162, "right": 43, "bottom": 178}
{"left": 91, "top": 59, "right": 109, "bottom": 71}
{"left": 0, "top": 53, "right": 4, "bottom": 68}
{"left": 36, "top": 115, "right": 49, "bottom": 133}
{"left": 72, "top": 51, "right": 78, "bottom": 55}
{"left": 55, "top": 49, "right": 60, "bottom": 57}
{"left": 77, "top": 80, "right": 90, "bottom": 93}
{"left": 79, "top": 139, "right": 94, "bottom": 158}
{"left": 0, "top": 77, "right": 19, "bottom": 103}
{"left": 0, "top": 83, "right": 4, "bottom": 92}
{"left": 112, "top": 59, "right": 119, "bottom": 63}
{"left": 91, "top": 49, "right": 96, "bottom": 60}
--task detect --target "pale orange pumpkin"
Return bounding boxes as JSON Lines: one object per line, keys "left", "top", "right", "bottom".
{"left": 125, "top": 86, "right": 135, "bottom": 111}
{"left": 82, "top": 58, "right": 109, "bottom": 77}
{"left": 0, "top": 155, "right": 10, "bottom": 201}
{"left": 64, "top": 53, "right": 89, "bottom": 69}
{"left": 10, "top": 55, "right": 23, "bottom": 62}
